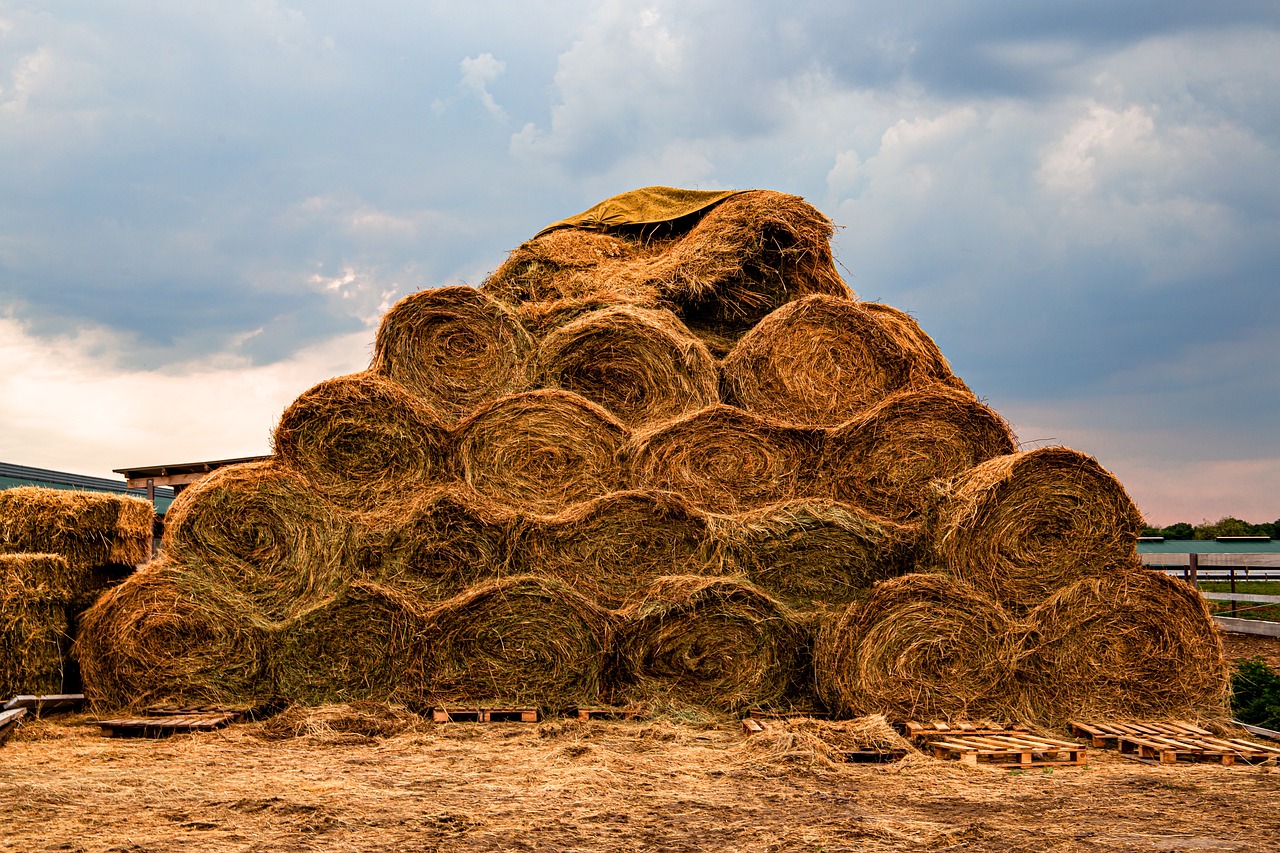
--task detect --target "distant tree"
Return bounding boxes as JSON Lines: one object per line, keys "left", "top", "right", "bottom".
{"left": 1194, "top": 516, "right": 1252, "bottom": 539}
{"left": 1160, "top": 522, "right": 1195, "bottom": 539}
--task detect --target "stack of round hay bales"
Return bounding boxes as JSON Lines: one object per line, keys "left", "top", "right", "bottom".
{"left": 74, "top": 186, "right": 1228, "bottom": 725}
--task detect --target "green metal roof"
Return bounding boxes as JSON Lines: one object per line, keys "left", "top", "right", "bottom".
{"left": 1137, "top": 538, "right": 1280, "bottom": 555}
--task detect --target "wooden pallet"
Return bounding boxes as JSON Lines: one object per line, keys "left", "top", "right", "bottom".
{"left": 575, "top": 707, "right": 643, "bottom": 722}
{"left": 905, "top": 720, "right": 1028, "bottom": 740}
{"left": 3, "top": 694, "right": 85, "bottom": 715}
{"left": 0, "top": 708, "right": 28, "bottom": 746}
{"left": 747, "top": 708, "right": 828, "bottom": 721}
{"left": 930, "top": 733, "right": 1086, "bottom": 768}
{"left": 840, "top": 748, "right": 909, "bottom": 764}
{"left": 96, "top": 712, "right": 240, "bottom": 738}
{"left": 1115, "top": 732, "right": 1280, "bottom": 766}
{"left": 428, "top": 707, "right": 539, "bottom": 723}
{"left": 1067, "top": 720, "right": 1213, "bottom": 748}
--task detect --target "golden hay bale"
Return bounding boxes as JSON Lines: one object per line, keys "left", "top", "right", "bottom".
{"left": 511, "top": 288, "right": 666, "bottom": 342}
{"left": 733, "top": 714, "right": 913, "bottom": 767}
{"left": 711, "top": 500, "right": 917, "bottom": 610}
{"left": 0, "top": 552, "right": 83, "bottom": 605}
{"left": 74, "top": 558, "right": 273, "bottom": 710}
{"left": 624, "top": 405, "right": 821, "bottom": 514}
{"left": 359, "top": 487, "right": 517, "bottom": 601}
{"left": 415, "top": 575, "right": 613, "bottom": 709}
{"left": 269, "top": 581, "right": 432, "bottom": 705}
{"left": 1022, "top": 567, "right": 1229, "bottom": 725}
{"left": 455, "top": 389, "right": 630, "bottom": 514}
{"left": 720, "top": 295, "right": 959, "bottom": 427}
{"left": 0, "top": 557, "right": 73, "bottom": 696}
{"left": 370, "top": 285, "right": 536, "bottom": 424}
{"left": 857, "top": 302, "right": 968, "bottom": 393}
{"left": 610, "top": 575, "right": 809, "bottom": 713}
{"left": 0, "top": 486, "right": 153, "bottom": 572}
{"left": 482, "top": 228, "right": 648, "bottom": 304}
{"left": 931, "top": 447, "right": 1144, "bottom": 610}
{"left": 819, "top": 386, "right": 1017, "bottom": 523}
{"left": 510, "top": 490, "right": 717, "bottom": 607}
{"left": 536, "top": 306, "right": 719, "bottom": 428}
{"left": 272, "top": 372, "right": 452, "bottom": 514}
{"left": 162, "top": 461, "right": 351, "bottom": 622}
{"left": 255, "top": 701, "right": 425, "bottom": 742}
{"left": 813, "top": 573, "right": 1030, "bottom": 722}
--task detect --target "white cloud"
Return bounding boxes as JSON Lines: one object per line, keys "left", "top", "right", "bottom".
{"left": 459, "top": 52, "right": 507, "bottom": 120}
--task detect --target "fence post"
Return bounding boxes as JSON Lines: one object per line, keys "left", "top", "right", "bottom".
{"left": 1189, "top": 552, "right": 1198, "bottom": 587}
{"left": 1230, "top": 564, "right": 1237, "bottom": 617}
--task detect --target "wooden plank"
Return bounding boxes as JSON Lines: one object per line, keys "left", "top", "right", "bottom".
{"left": 1202, "top": 592, "right": 1280, "bottom": 604}
{"left": 575, "top": 707, "right": 643, "bottom": 722}
{"left": 96, "top": 712, "right": 238, "bottom": 738}
{"left": 3, "top": 694, "right": 85, "bottom": 714}
{"left": 1234, "top": 721, "right": 1280, "bottom": 742}
{"left": 0, "top": 708, "right": 28, "bottom": 746}
{"left": 1213, "top": 616, "right": 1280, "bottom": 637}
{"left": 742, "top": 717, "right": 764, "bottom": 735}
{"left": 429, "top": 707, "right": 539, "bottom": 723}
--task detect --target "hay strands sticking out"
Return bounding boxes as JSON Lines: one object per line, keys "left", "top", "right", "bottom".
{"left": 272, "top": 371, "right": 452, "bottom": 516}
{"left": 931, "top": 446, "right": 1144, "bottom": 611}
{"left": 721, "top": 295, "right": 958, "bottom": 428}
{"left": 819, "top": 385, "right": 1017, "bottom": 523}
{"left": 481, "top": 227, "right": 652, "bottom": 306}
{"left": 370, "top": 285, "right": 536, "bottom": 424}
{"left": 535, "top": 305, "right": 719, "bottom": 429}
{"left": 625, "top": 405, "right": 821, "bottom": 514}
{"left": 414, "top": 574, "right": 613, "bottom": 711}
{"left": 455, "top": 389, "right": 630, "bottom": 515}
{"left": 360, "top": 486, "right": 518, "bottom": 602}
{"left": 813, "top": 573, "right": 1031, "bottom": 723}
{"left": 511, "top": 489, "right": 717, "bottom": 608}
{"left": 711, "top": 499, "right": 917, "bottom": 611}
{"left": 1022, "top": 565, "right": 1230, "bottom": 726}
{"left": 74, "top": 557, "right": 275, "bottom": 712}
{"left": 0, "top": 486, "right": 153, "bottom": 574}
{"left": 161, "top": 460, "right": 351, "bottom": 622}
{"left": 611, "top": 575, "right": 810, "bottom": 714}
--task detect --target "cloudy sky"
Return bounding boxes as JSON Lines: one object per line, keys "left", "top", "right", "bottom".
{"left": 1, "top": 1, "right": 1277, "bottom": 526}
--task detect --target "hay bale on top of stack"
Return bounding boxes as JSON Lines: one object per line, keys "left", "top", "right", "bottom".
{"left": 73, "top": 185, "right": 1227, "bottom": 727}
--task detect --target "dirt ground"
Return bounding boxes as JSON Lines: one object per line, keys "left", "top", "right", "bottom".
{"left": 3, "top": 633, "right": 1279, "bottom": 853}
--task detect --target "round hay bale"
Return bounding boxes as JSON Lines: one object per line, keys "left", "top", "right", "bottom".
{"left": 370, "top": 285, "right": 535, "bottom": 424}
{"left": 624, "top": 405, "right": 820, "bottom": 514}
{"left": 162, "top": 460, "right": 351, "bottom": 622}
{"left": 512, "top": 288, "right": 665, "bottom": 342}
{"left": 819, "top": 386, "right": 1017, "bottom": 523}
{"left": 642, "top": 191, "right": 852, "bottom": 341}
{"left": 536, "top": 306, "right": 719, "bottom": 428}
{"left": 481, "top": 227, "right": 647, "bottom": 304}
{"left": 415, "top": 575, "right": 613, "bottom": 709}
{"left": 721, "top": 295, "right": 955, "bottom": 427}
{"left": 712, "top": 500, "right": 917, "bottom": 610}
{"left": 455, "top": 389, "right": 629, "bottom": 514}
{"left": 359, "top": 487, "right": 517, "bottom": 601}
{"left": 931, "top": 447, "right": 1144, "bottom": 611}
{"left": 1023, "top": 567, "right": 1229, "bottom": 724}
{"left": 857, "top": 302, "right": 968, "bottom": 392}
{"left": 611, "top": 575, "right": 809, "bottom": 713}
{"left": 75, "top": 558, "right": 273, "bottom": 711}
{"left": 269, "top": 580, "right": 432, "bottom": 705}
{"left": 272, "top": 372, "right": 452, "bottom": 514}
{"left": 813, "top": 573, "right": 1029, "bottom": 721}
{"left": 510, "top": 490, "right": 716, "bottom": 607}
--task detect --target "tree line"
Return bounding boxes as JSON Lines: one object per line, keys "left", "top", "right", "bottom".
{"left": 1141, "top": 517, "right": 1278, "bottom": 540}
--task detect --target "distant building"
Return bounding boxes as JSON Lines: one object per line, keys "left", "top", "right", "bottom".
{"left": 0, "top": 461, "right": 176, "bottom": 514}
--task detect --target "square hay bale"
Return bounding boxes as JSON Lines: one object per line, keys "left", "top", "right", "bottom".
{"left": 1, "top": 566, "right": 71, "bottom": 696}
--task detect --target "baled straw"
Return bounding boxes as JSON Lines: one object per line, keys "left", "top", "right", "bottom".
{"left": 813, "top": 573, "right": 1029, "bottom": 722}
{"left": 482, "top": 228, "right": 649, "bottom": 305}
{"left": 1022, "top": 566, "right": 1229, "bottom": 725}
{"left": 819, "top": 386, "right": 1017, "bottom": 523}
{"left": 638, "top": 191, "right": 852, "bottom": 344}
{"left": 512, "top": 288, "right": 664, "bottom": 342}
{"left": 536, "top": 305, "right": 719, "bottom": 428}
{"left": 931, "top": 447, "right": 1144, "bottom": 611}
{"left": 75, "top": 558, "right": 274, "bottom": 711}
{"left": 370, "top": 285, "right": 535, "bottom": 424}
{"left": 359, "top": 487, "right": 517, "bottom": 601}
{"left": 0, "top": 486, "right": 154, "bottom": 572}
{"left": 1, "top": 557, "right": 73, "bottom": 696}
{"left": 272, "top": 372, "right": 452, "bottom": 515}
{"left": 455, "top": 389, "right": 629, "bottom": 514}
{"left": 0, "top": 551, "right": 83, "bottom": 605}
{"left": 510, "top": 489, "right": 717, "bottom": 607}
{"left": 711, "top": 499, "right": 916, "bottom": 610}
{"left": 610, "top": 575, "right": 809, "bottom": 713}
{"left": 415, "top": 574, "right": 613, "bottom": 710}
{"left": 162, "top": 460, "right": 351, "bottom": 622}
{"left": 721, "top": 295, "right": 956, "bottom": 427}
{"left": 624, "top": 405, "right": 821, "bottom": 514}
{"left": 857, "top": 302, "right": 968, "bottom": 392}
{"left": 269, "top": 580, "right": 431, "bottom": 705}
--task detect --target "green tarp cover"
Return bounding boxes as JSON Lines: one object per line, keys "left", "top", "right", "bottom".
{"left": 535, "top": 186, "right": 747, "bottom": 237}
